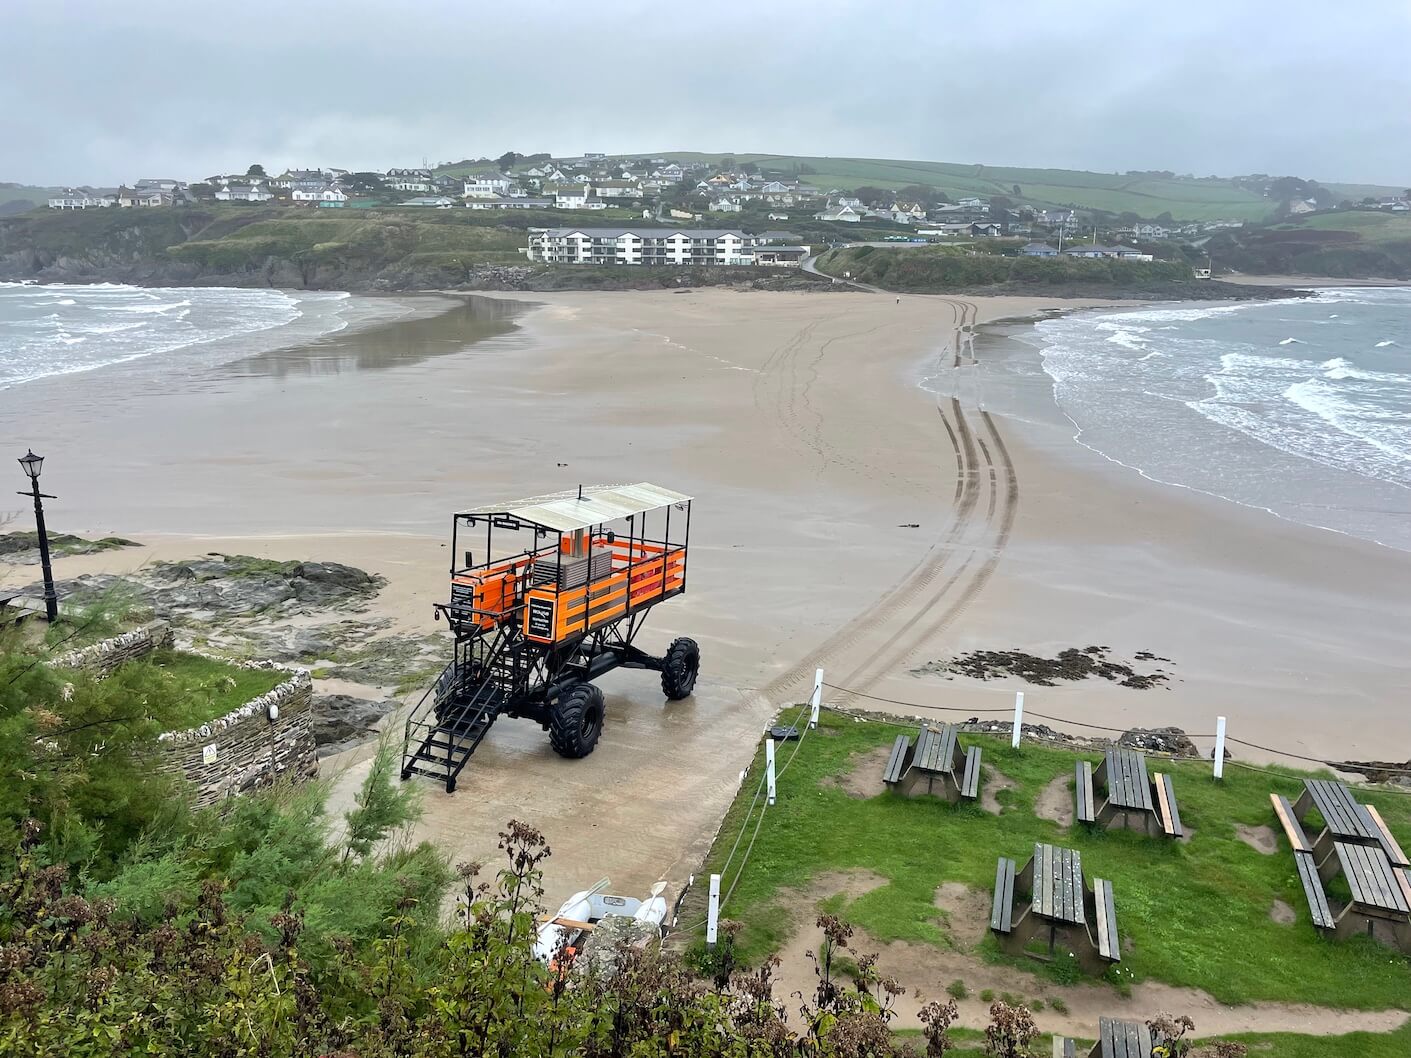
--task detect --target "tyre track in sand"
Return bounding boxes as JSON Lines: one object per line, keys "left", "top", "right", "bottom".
{"left": 756, "top": 297, "right": 1019, "bottom": 706}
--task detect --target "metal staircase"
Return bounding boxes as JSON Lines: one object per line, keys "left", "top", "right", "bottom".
{"left": 401, "top": 631, "right": 530, "bottom": 792}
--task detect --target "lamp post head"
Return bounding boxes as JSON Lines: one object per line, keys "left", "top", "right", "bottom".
{"left": 18, "top": 450, "right": 43, "bottom": 482}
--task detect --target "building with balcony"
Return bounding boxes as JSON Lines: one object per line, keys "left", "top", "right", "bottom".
{"left": 526, "top": 228, "right": 808, "bottom": 267}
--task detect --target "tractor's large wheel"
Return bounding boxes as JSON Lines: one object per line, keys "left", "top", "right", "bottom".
{"left": 549, "top": 683, "right": 605, "bottom": 759}
{"left": 660, "top": 637, "right": 700, "bottom": 700}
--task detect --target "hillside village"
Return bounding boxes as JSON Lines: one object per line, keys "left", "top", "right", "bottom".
{"left": 28, "top": 152, "right": 1411, "bottom": 277}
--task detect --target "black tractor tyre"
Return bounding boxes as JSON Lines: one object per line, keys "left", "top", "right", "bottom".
{"left": 660, "top": 637, "right": 701, "bottom": 700}
{"left": 549, "top": 683, "right": 606, "bottom": 759}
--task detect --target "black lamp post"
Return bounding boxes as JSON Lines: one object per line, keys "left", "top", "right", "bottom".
{"left": 17, "top": 450, "right": 59, "bottom": 622}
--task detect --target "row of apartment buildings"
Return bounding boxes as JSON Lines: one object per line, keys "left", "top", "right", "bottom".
{"left": 525, "top": 228, "right": 810, "bottom": 267}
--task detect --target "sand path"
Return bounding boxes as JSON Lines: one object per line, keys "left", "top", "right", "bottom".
{"left": 769, "top": 873, "right": 1408, "bottom": 1040}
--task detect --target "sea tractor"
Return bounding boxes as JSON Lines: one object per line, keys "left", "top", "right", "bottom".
{"left": 401, "top": 483, "right": 698, "bottom": 792}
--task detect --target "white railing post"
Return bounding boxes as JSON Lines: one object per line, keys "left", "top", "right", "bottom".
{"left": 1214, "top": 716, "right": 1227, "bottom": 780}
{"left": 766, "top": 737, "right": 777, "bottom": 806}
{"left": 1011, "top": 691, "right": 1025, "bottom": 748}
{"left": 810, "top": 668, "right": 823, "bottom": 728}
{"left": 706, "top": 873, "right": 721, "bottom": 946}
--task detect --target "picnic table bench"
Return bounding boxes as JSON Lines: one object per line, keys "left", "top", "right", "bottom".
{"left": 990, "top": 842, "right": 1120, "bottom": 974}
{"left": 1074, "top": 748, "right": 1182, "bottom": 838}
{"left": 1051, "top": 1018, "right": 1154, "bottom": 1058}
{"left": 1272, "top": 785, "right": 1411, "bottom": 951}
{"left": 882, "top": 724, "right": 982, "bottom": 803}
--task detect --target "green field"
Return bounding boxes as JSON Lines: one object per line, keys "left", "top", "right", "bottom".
{"left": 1275, "top": 210, "right": 1411, "bottom": 243}
{"left": 694, "top": 710, "right": 1411, "bottom": 1050}
{"left": 633, "top": 153, "right": 1272, "bottom": 221}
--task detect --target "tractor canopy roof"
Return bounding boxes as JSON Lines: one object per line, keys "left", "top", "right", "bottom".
{"left": 457, "top": 482, "right": 692, "bottom": 532}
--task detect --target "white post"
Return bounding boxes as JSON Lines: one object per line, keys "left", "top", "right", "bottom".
{"left": 810, "top": 668, "right": 823, "bottom": 728}
{"left": 766, "top": 737, "right": 777, "bottom": 806}
{"left": 1213, "top": 716, "right": 1227, "bottom": 780}
{"left": 1011, "top": 691, "right": 1025, "bottom": 748}
{"left": 706, "top": 873, "right": 721, "bottom": 946}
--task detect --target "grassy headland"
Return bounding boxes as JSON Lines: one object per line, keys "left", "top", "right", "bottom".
{"left": 815, "top": 244, "right": 1279, "bottom": 299}
{"left": 1208, "top": 210, "right": 1411, "bottom": 278}
{"left": 0, "top": 205, "right": 833, "bottom": 292}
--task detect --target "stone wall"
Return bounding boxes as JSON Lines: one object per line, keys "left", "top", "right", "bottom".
{"left": 53, "top": 620, "right": 173, "bottom": 677}
{"left": 157, "top": 670, "right": 318, "bottom": 807}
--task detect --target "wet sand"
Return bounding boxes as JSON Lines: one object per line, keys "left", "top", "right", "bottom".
{"left": 9, "top": 286, "right": 1411, "bottom": 908}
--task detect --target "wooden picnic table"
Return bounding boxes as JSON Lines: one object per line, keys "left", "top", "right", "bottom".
{"left": 882, "top": 723, "right": 982, "bottom": 802}
{"left": 1329, "top": 841, "right": 1411, "bottom": 917}
{"left": 1029, "top": 842, "right": 1086, "bottom": 926}
{"left": 1095, "top": 749, "right": 1153, "bottom": 813}
{"left": 992, "top": 842, "right": 1120, "bottom": 973}
{"left": 914, "top": 724, "right": 961, "bottom": 774}
{"left": 1051, "top": 1018, "right": 1154, "bottom": 1058}
{"left": 1097, "top": 1017, "right": 1154, "bottom": 1058}
{"left": 1294, "top": 779, "right": 1380, "bottom": 844}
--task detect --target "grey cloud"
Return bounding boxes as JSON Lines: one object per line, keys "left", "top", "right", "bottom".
{"left": 3, "top": 0, "right": 1407, "bottom": 186}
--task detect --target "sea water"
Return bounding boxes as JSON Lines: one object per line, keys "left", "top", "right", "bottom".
{"left": 1027, "top": 287, "right": 1411, "bottom": 550}
{"left": 0, "top": 282, "right": 349, "bottom": 389}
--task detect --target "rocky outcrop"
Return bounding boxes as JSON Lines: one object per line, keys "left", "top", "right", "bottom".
{"left": 313, "top": 693, "right": 399, "bottom": 757}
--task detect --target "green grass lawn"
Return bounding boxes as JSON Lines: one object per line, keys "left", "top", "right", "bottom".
{"left": 1276, "top": 210, "right": 1411, "bottom": 244}
{"left": 700, "top": 710, "right": 1411, "bottom": 1012}
{"left": 131, "top": 649, "right": 287, "bottom": 730}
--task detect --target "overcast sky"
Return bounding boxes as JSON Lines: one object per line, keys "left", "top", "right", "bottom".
{"left": 5, "top": 0, "right": 1407, "bottom": 188}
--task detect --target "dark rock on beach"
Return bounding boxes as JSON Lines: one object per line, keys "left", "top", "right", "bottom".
{"left": 1119, "top": 727, "right": 1200, "bottom": 757}
{"left": 312, "top": 693, "right": 399, "bottom": 756}
{"left": 916, "top": 645, "right": 1170, "bottom": 689}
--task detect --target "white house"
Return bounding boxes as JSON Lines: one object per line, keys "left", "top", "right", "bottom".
{"left": 653, "top": 164, "right": 684, "bottom": 180}
{"left": 464, "top": 196, "right": 552, "bottom": 210}
{"left": 1020, "top": 242, "right": 1058, "bottom": 257}
{"left": 401, "top": 196, "right": 455, "bottom": 208}
{"left": 528, "top": 227, "right": 756, "bottom": 266}
{"left": 710, "top": 198, "right": 742, "bottom": 213}
{"left": 815, "top": 204, "right": 863, "bottom": 223}
{"left": 48, "top": 189, "right": 107, "bottom": 209}
{"left": 292, "top": 188, "right": 348, "bottom": 205}
{"left": 214, "top": 183, "right": 273, "bottom": 203}
{"left": 551, "top": 184, "right": 606, "bottom": 210}
{"left": 463, "top": 174, "right": 512, "bottom": 198}
{"left": 592, "top": 179, "right": 641, "bottom": 199}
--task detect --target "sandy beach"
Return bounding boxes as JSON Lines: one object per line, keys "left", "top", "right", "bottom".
{"left": 8, "top": 285, "right": 1411, "bottom": 907}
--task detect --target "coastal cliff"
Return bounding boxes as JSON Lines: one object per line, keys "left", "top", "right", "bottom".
{"left": 0, "top": 207, "right": 830, "bottom": 292}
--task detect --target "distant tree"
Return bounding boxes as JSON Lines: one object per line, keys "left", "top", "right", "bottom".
{"left": 186, "top": 182, "right": 215, "bottom": 200}
{"left": 343, "top": 172, "right": 386, "bottom": 194}
{"left": 852, "top": 185, "right": 890, "bottom": 205}
{"left": 797, "top": 162, "right": 817, "bottom": 175}
{"left": 988, "top": 195, "right": 1014, "bottom": 216}
{"left": 1156, "top": 211, "right": 1174, "bottom": 223}
{"left": 897, "top": 184, "right": 943, "bottom": 207}
{"left": 1012, "top": 184, "right": 1022, "bottom": 196}
{"left": 1338, "top": 200, "right": 1354, "bottom": 211}
{"left": 497, "top": 151, "right": 522, "bottom": 172}
{"left": 740, "top": 162, "right": 758, "bottom": 175}
{"left": 719, "top": 156, "right": 736, "bottom": 170}
{"left": 246, "top": 164, "right": 266, "bottom": 178}
{"left": 1118, "top": 211, "right": 1141, "bottom": 225}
